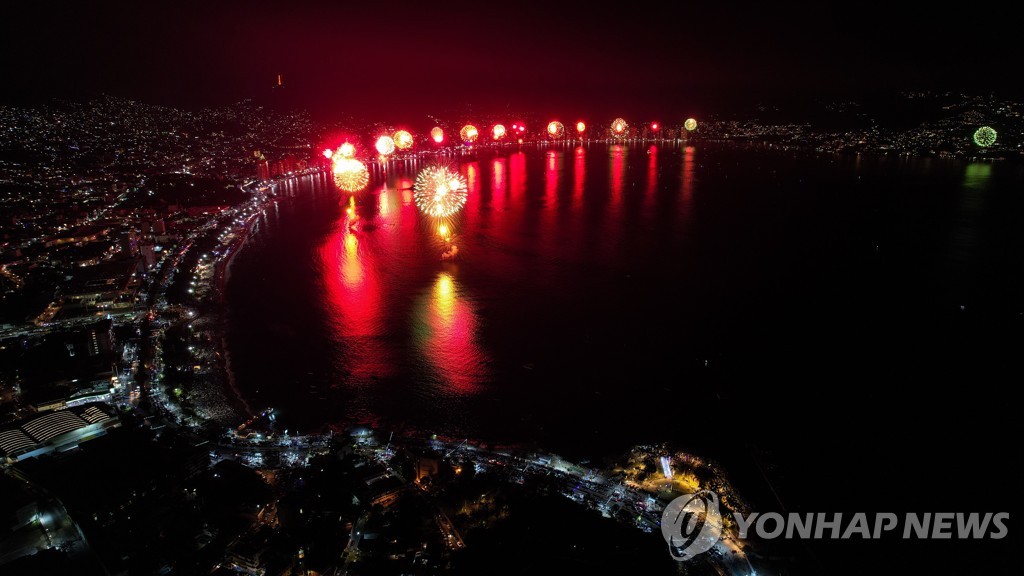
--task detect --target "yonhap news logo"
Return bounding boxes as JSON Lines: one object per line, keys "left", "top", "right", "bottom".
{"left": 660, "top": 491, "right": 724, "bottom": 561}
{"left": 661, "top": 490, "right": 1010, "bottom": 561}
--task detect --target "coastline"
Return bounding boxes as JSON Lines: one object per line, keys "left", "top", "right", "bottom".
{"left": 211, "top": 168, "right": 330, "bottom": 426}
{"left": 48, "top": 150, "right": 778, "bottom": 574}
{"left": 142, "top": 167, "right": 329, "bottom": 431}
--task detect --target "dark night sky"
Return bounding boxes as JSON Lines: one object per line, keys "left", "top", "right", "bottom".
{"left": 2, "top": 1, "right": 1022, "bottom": 120}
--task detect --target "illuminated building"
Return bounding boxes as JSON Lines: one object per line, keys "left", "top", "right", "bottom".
{"left": 0, "top": 406, "right": 119, "bottom": 463}
{"left": 255, "top": 151, "right": 270, "bottom": 180}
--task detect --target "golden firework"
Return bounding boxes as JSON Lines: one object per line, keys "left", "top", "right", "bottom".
{"left": 333, "top": 158, "right": 369, "bottom": 193}
{"left": 414, "top": 165, "right": 468, "bottom": 218}
{"left": 459, "top": 124, "right": 479, "bottom": 144}
{"left": 394, "top": 130, "right": 414, "bottom": 150}
{"left": 611, "top": 118, "right": 628, "bottom": 137}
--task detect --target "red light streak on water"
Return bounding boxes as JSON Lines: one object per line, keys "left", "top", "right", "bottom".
{"left": 413, "top": 271, "right": 487, "bottom": 395}
{"left": 681, "top": 145, "right": 696, "bottom": 219}
{"left": 610, "top": 144, "right": 625, "bottom": 210}
{"left": 491, "top": 157, "right": 507, "bottom": 213}
{"left": 318, "top": 222, "right": 391, "bottom": 385}
{"left": 573, "top": 146, "right": 585, "bottom": 204}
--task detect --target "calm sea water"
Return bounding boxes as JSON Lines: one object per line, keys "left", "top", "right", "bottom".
{"left": 224, "top": 143, "right": 1022, "bottom": 470}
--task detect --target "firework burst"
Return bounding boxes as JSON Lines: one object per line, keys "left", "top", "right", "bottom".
{"left": 973, "top": 126, "right": 997, "bottom": 147}
{"left": 414, "top": 165, "right": 468, "bottom": 218}
{"left": 684, "top": 118, "right": 697, "bottom": 131}
{"left": 333, "top": 158, "right": 369, "bottom": 193}
{"left": 459, "top": 125, "right": 479, "bottom": 144}
{"left": 547, "top": 121, "right": 565, "bottom": 138}
{"left": 375, "top": 135, "right": 396, "bottom": 156}
{"left": 611, "top": 118, "right": 628, "bottom": 137}
{"left": 394, "top": 130, "right": 414, "bottom": 149}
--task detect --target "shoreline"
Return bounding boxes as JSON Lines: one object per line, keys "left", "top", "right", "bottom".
{"left": 55, "top": 151, "right": 769, "bottom": 573}
{"left": 141, "top": 168, "right": 329, "bottom": 430}
{"left": 212, "top": 169, "right": 329, "bottom": 425}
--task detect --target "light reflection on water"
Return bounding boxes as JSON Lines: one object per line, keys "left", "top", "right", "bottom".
{"left": 411, "top": 270, "right": 489, "bottom": 396}
{"left": 318, "top": 217, "right": 391, "bottom": 385}
{"left": 224, "top": 144, "right": 1019, "bottom": 455}
{"left": 307, "top": 143, "right": 676, "bottom": 404}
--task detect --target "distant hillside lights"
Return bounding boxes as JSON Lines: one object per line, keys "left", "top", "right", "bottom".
{"left": 253, "top": 150, "right": 307, "bottom": 180}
